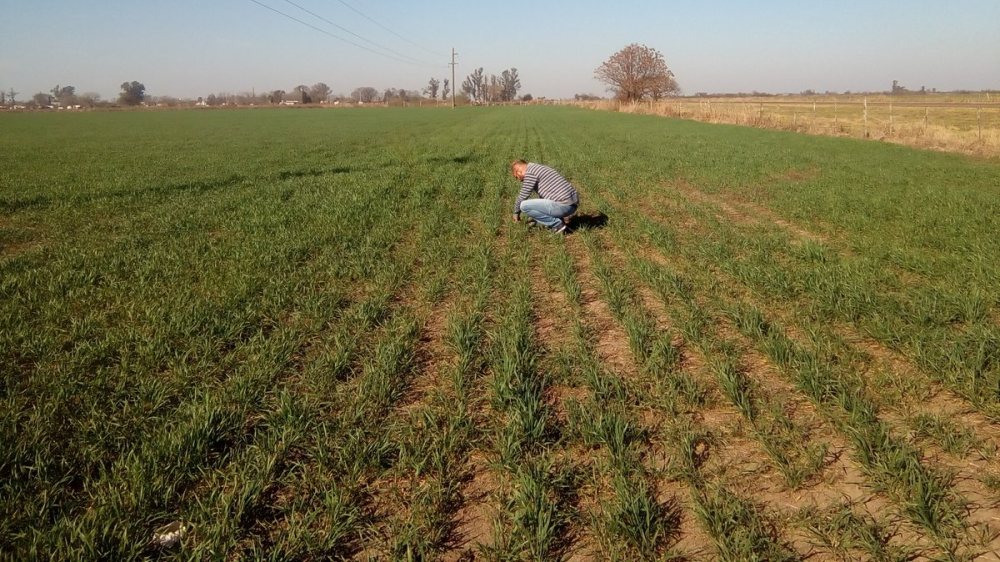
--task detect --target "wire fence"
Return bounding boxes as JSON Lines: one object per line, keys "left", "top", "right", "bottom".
{"left": 569, "top": 98, "right": 1000, "bottom": 157}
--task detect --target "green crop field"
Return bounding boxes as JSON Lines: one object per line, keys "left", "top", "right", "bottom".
{"left": 2, "top": 106, "right": 1000, "bottom": 561}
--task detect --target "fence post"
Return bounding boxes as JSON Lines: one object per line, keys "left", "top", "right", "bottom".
{"left": 924, "top": 107, "right": 928, "bottom": 131}
{"left": 978, "top": 106, "right": 983, "bottom": 141}
{"left": 889, "top": 98, "right": 893, "bottom": 137}
{"left": 863, "top": 97, "right": 868, "bottom": 138}
{"left": 759, "top": 102, "right": 763, "bottom": 122}
{"left": 834, "top": 100, "right": 838, "bottom": 126}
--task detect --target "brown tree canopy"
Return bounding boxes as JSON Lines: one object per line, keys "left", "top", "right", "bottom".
{"left": 595, "top": 43, "right": 679, "bottom": 102}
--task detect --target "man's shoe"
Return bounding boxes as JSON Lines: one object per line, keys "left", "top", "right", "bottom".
{"left": 553, "top": 223, "right": 572, "bottom": 235}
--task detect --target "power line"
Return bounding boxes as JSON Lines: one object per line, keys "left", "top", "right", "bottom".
{"left": 279, "top": 0, "right": 439, "bottom": 66}
{"left": 332, "top": 0, "right": 446, "bottom": 58}
{"left": 246, "top": 0, "right": 445, "bottom": 68}
{"left": 247, "top": 0, "right": 414, "bottom": 65}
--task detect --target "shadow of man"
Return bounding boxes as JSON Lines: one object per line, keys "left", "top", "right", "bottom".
{"left": 566, "top": 211, "right": 609, "bottom": 231}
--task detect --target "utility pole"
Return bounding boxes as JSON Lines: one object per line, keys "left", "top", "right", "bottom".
{"left": 450, "top": 48, "right": 457, "bottom": 108}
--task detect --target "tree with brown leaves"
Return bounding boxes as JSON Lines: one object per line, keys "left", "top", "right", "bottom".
{"left": 595, "top": 43, "right": 679, "bottom": 102}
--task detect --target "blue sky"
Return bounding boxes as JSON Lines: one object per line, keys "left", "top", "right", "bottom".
{"left": 2, "top": 0, "right": 998, "bottom": 100}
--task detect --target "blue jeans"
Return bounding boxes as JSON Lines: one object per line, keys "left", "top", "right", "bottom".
{"left": 519, "top": 199, "right": 578, "bottom": 230}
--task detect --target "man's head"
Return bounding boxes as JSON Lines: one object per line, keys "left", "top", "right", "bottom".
{"left": 511, "top": 159, "right": 528, "bottom": 181}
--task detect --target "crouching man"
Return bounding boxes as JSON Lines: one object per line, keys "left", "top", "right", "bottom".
{"left": 511, "top": 159, "right": 579, "bottom": 235}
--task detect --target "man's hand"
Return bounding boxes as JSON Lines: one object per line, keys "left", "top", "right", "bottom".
{"left": 512, "top": 213, "right": 520, "bottom": 223}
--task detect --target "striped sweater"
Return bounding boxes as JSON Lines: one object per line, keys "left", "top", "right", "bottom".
{"left": 513, "top": 163, "right": 579, "bottom": 215}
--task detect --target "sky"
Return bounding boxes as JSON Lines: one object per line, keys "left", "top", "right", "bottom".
{"left": 2, "top": 0, "right": 998, "bottom": 101}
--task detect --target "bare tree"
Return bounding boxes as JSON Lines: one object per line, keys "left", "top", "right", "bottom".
{"left": 269, "top": 90, "right": 285, "bottom": 104}
{"left": 425, "top": 77, "right": 440, "bottom": 100}
{"left": 441, "top": 78, "right": 450, "bottom": 101}
{"left": 500, "top": 68, "right": 521, "bottom": 102}
{"left": 235, "top": 91, "right": 266, "bottom": 105}
{"left": 79, "top": 92, "right": 101, "bottom": 107}
{"left": 484, "top": 75, "right": 495, "bottom": 104}
{"left": 310, "top": 82, "right": 331, "bottom": 103}
{"left": 462, "top": 67, "right": 486, "bottom": 103}
{"left": 460, "top": 77, "right": 474, "bottom": 102}
{"left": 155, "top": 96, "right": 181, "bottom": 107}
{"left": 50, "top": 85, "right": 76, "bottom": 105}
{"left": 351, "top": 87, "right": 378, "bottom": 103}
{"left": 474, "top": 69, "right": 487, "bottom": 102}
{"left": 8, "top": 88, "right": 19, "bottom": 107}
{"left": 391, "top": 88, "right": 411, "bottom": 102}
{"left": 595, "top": 44, "right": 678, "bottom": 102}
{"left": 290, "top": 85, "right": 312, "bottom": 104}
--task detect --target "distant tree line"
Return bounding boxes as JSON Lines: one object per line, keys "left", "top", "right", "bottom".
{"left": 1, "top": 81, "right": 147, "bottom": 109}
{"left": 460, "top": 67, "right": 523, "bottom": 104}
{"left": 0, "top": 77, "right": 483, "bottom": 110}
{"left": 3, "top": 71, "right": 994, "bottom": 111}
{"left": 2, "top": 85, "right": 103, "bottom": 109}
{"left": 195, "top": 84, "right": 450, "bottom": 107}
